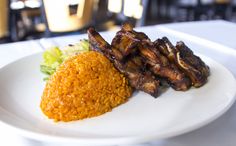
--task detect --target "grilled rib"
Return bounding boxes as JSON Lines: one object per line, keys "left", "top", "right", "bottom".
{"left": 154, "top": 37, "right": 210, "bottom": 87}
{"left": 88, "top": 27, "right": 160, "bottom": 97}
{"left": 112, "top": 23, "right": 191, "bottom": 91}
{"left": 87, "top": 23, "right": 210, "bottom": 97}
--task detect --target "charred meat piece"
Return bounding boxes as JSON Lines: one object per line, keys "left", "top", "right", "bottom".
{"left": 154, "top": 37, "right": 177, "bottom": 62}
{"left": 112, "top": 23, "right": 191, "bottom": 91}
{"left": 111, "top": 24, "right": 150, "bottom": 59}
{"left": 154, "top": 37, "right": 210, "bottom": 87}
{"left": 87, "top": 27, "right": 160, "bottom": 97}
{"left": 139, "top": 43, "right": 191, "bottom": 90}
{"left": 87, "top": 23, "right": 210, "bottom": 97}
{"left": 176, "top": 41, "right": 210, "bottom": 87}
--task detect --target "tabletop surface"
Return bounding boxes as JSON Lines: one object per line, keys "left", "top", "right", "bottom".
{"left": 0, "top": 20, "right": 236, "bottom": 146}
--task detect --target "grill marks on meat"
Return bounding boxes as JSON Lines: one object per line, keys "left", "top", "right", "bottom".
{"left": 154, "top": 37, "right": 210, "bottom": 87}
{"left": 112, "top": 24, "right": 191, "bottom": 91}
{"left": 87, "top": 23, "right": 210, "bottom": 97}
{"left": 88, "top": 27, "right": 160, "bottom": 97}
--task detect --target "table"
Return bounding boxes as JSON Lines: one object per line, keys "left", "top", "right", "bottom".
{"left": 0, "top": 20, "right": 236, "bottom": 146}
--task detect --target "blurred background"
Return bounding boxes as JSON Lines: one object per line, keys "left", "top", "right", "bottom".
{"left": 0, "top": 0, "right": 235, "bottom": 44}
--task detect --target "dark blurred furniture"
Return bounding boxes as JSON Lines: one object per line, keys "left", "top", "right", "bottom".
{"left": 9, "top": 0, "right": 43, "bottom": 41}
{"left": 193, "top": 0, "right": 214, "bottom": 21}
{"left": 106, "top": 0, "right": 149, "bottom": 27}
{"left": 213, "top": 0, "right": 232, "bottom": 20}
{"left": 175, "top": 0, "right": 232, "bottom": 21}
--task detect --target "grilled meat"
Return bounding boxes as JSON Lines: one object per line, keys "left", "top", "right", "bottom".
{"left": 112, "top": 23, "right": 191, "bottom": 90}
{"left": 87, "top": 23, "right": 210, "bottom": 97}
{"left": 154, "top": 37, "right": 210, "bottom": 87}
{"left": 88, "top": 27, "right": 160, "bottom": 97}
{"left": 176, "top": 41, "right": 210, "bottom": 87}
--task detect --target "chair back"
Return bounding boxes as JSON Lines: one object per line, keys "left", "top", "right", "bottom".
{"left": 43, "top": 0, "right": 94, "bottom": 32}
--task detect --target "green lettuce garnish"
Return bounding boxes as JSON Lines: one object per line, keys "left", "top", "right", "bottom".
{"left": 62, "top": 39, "right": 90, "bottom": 60}
{"left": 40, "top": 39, "right": 90, "bottom": 81}
{"left": 40, "top": 47, "right": 63, "bottom": 80}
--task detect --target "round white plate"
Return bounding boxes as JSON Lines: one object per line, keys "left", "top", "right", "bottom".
{"left": 0, "top": 53, "right": 235, "bottom": 145}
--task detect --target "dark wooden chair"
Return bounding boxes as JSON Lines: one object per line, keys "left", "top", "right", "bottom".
{"left": 175, "top": 0, "right": 198, "bottom": 21}
{"left": 212, "top": 0, "right": 232, "bottom": 20}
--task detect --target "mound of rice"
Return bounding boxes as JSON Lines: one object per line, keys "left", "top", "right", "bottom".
{"left": 40, "top": 51, "right": 132, "bottom": 122}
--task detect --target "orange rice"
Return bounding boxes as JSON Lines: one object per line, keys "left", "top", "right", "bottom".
{"left": 40, "top": 51, "right": 132, "bottom": 122}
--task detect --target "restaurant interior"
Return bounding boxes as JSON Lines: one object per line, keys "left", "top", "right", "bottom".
{"left": 0, "top": 0, "right": 235, "bottom": 44}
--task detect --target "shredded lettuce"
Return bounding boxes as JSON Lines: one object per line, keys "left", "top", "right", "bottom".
{"left": 40, "top": 46, "right": 63, "bottom": 77}
{"left": 40, "top": 39, "right": 90, "bottom": 81}
{"left": 62, "top": 39, "right": 90, "bottom": 60}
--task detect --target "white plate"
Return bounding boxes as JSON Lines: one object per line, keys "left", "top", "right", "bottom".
{"left": 0, "top": 53, "right": 235, "bottom": 145}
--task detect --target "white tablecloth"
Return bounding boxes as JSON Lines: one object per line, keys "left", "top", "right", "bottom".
{"left": 0, "top": 20, "right": 236, "bottom": 146}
